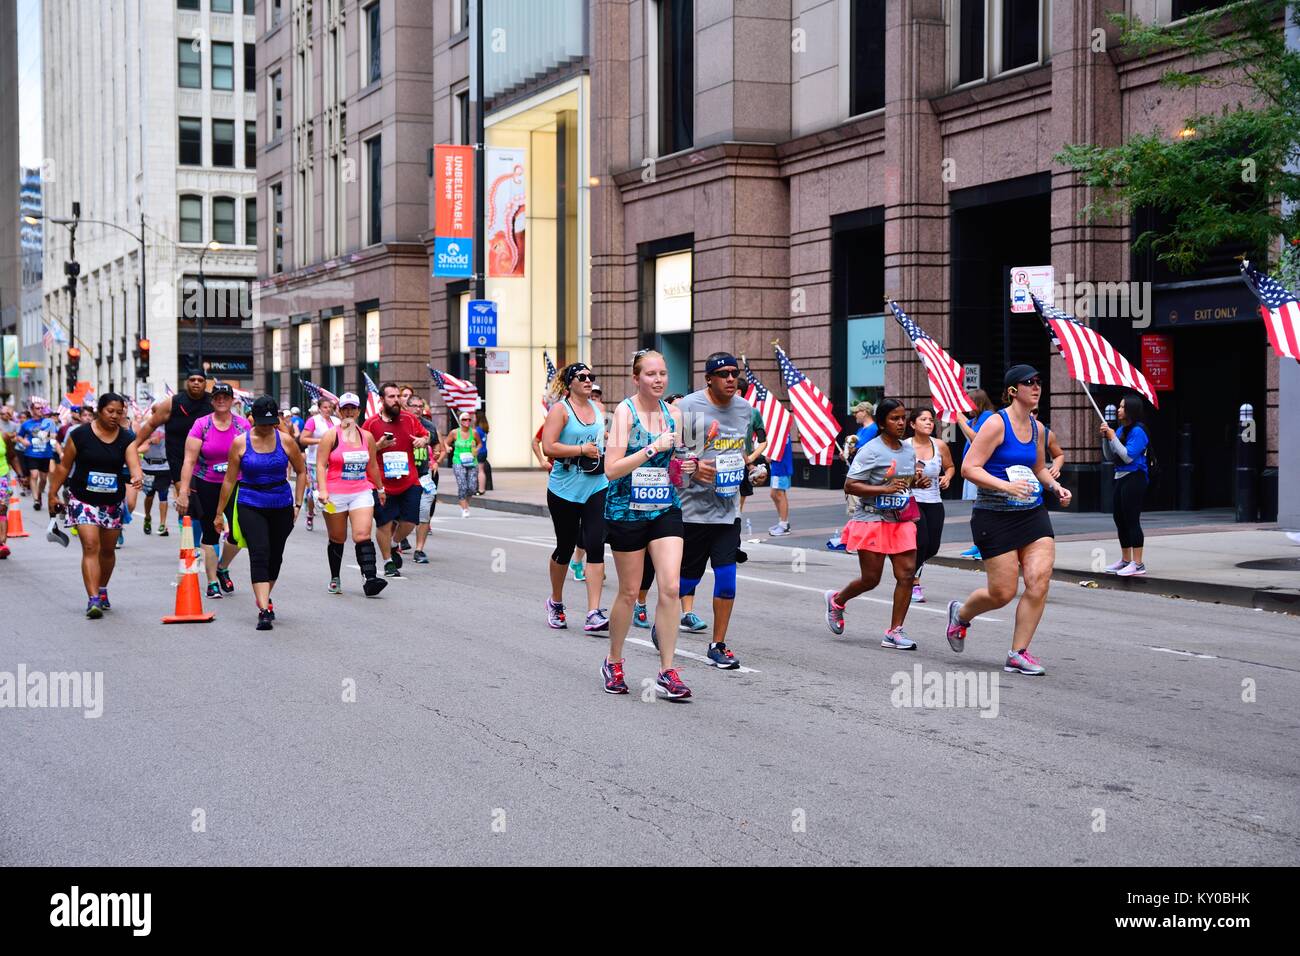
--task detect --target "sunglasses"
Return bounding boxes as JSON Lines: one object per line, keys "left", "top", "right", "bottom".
{"left": 572, "top": 373, "right": 594, "bottom": 383}
{"left": 710, "top": 369, "right": 740, "bottom": 379}
{"left": 1020, "top": 377, "right": 1043, "bottom": 387}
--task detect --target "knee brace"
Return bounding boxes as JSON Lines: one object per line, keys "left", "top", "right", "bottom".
{"left": 713, "top": 563, "right": 737, "bottom": 601}
{"left": 680, "top": 575, "right": 702, "bottom": 598}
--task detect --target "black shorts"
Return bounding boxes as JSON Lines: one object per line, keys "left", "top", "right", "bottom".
{"left": 23, "top": 456, "right": 51, "bottom": 473}
{"left": 605, "top": 508, "right": 684, "bottom": 553}
{"left": 681, "top": 519, "right": 741, "bottom": 579}
{"left": 374, "top": 484, "right": 422, "bottom": 526}
{"left": 969, "top": 505, "right": 1054, "bottom": 561}
{"left": 189, "top": 478, "right": 235, "bottom": 547}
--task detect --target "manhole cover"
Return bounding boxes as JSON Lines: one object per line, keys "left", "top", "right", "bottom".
{"left": 1236, "top": 557, "right": 1300, "bottom": 571}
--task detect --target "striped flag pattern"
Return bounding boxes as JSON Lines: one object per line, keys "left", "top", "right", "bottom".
{"left": 888, "top": 300, "right": 975, "bottom": 423}
{"left": 300, "top": 378, "right": 339, "bottom": 406}
{"left": 1240, "top": 260, "right": 1300, "bottom": 361}
{"left": 428, "top": 367, "right": 480, "bottom": 415}
{"left": 1033, "top": 296, "right": 1159, "bottom": 408}
{"left": 541, "top": 351, "right": 558, "bottom": 417}
{"left": 362, "top": 371, "right": 383, "bottom": 420}
{"left": 774, "top": 345, "right": 840, "bottom": 463}
{"left": 742, "top": 359, "right": 791, "bottom": 463}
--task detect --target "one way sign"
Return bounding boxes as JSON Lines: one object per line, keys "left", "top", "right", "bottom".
{"left": 468, "top": 300, "right": 498, "bottom": 348}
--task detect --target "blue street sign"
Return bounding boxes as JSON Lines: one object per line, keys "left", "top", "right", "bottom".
{"left": 467, "top": 300, "right": 498, "bottom": 348}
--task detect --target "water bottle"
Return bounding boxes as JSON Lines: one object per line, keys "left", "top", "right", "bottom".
{"left": 744, "top": 516, "right": 753, "bottom": 536}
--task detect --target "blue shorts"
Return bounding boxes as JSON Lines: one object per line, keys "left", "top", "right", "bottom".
{"left": 374, "top": 484, "right": 422, "bottom": 526}
{"left": 770, "top": 475, "right": 791, "bottom": 491}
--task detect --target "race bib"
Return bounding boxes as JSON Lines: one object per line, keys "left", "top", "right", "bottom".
{"left": 31, "top": 435, "right": 49, "bottom": 453}
{"left": 713, "top": 452, "right": 746, "bottom": 498}
{"left": 1004, "top": 465, "right": 1041, "bottom": 507}
{"left": 874, "top": 493, "right": 910, "bottom": 511}
{"left": 459, "top": 452, "right": 475, "bottom": 467}
{"left": 341, "top": 450, "right": 369, "bottom": 481}
{"left": 382, "top": 451, "right": 410, "bottom": 479}
{"left": 213, "top": 462, "right": 228, "bottom": 474}
{"left": 630, "top": 466, "right": 672, "bottom": 511}
{"left": 419, "top": 473, "right": 437, "bottom": 493}
{"left": 87, "top": 471, "right": 119, "bottom": 493}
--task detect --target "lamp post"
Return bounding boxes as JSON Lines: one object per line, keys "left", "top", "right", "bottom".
{"left": 197, "top": 240, "right": 221, "bottom": 373}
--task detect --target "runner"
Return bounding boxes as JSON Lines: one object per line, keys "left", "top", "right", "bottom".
{"left": 16, "top": 399, "right": 58, "bottom": 508}
{"left": 822, "top": 399, "right": 929, "bottom": 649}
{"left": 316, "top": 392, "right": 389, "bottom": 596}
{"left": 298, "top": 396, "right": 340, "bottom": 531}
{"left": 132, "top": 369, "right": 215, "bottom": 526}
{"left": 213, "top": 396, "right": 308, "bottom": 629}
{"left": 410, "top": 396, "right": 442, "bottom": 564}
{"left": 540, "top": 362, "right": 609, "bottom": 632}
{"left": 0, "top": 424, "right": 19, "bottom": 559}
{"left": 629, "top": 393, "right": 683, "bottom": 629}
{"left": 175, "top": 383, "right": 248, "bottom": 601}
{"left": 45, "top": 394, "right": 143, "bottom": 617}
{"left": 905, "top": 407, "right": 954, "bottom": 604}
{"left": 673, "top": 353, "right": 755, "bottom": 669}
{"left": 443, "top": 411, "right": 481, "bottom": 517}
{"left": 602, "top": 350, "right": 695, "bottom": 699}
{"left": 361, "top": 382, "right": 430, "bottom": 577}
{"left": 945, "top": 365, "right": 1072, "bottom": 675}
{"left": 139, "top": 414, "right": 172, "bottom": 536}
{"left": 826, "top": 401, "right": 880, "bottom": 552}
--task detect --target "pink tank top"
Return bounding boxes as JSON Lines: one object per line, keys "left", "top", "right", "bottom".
{"left": 325, "top": 428, "right": 374, "bottom": 493}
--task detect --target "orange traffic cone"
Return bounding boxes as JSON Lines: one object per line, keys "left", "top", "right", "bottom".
{"left": 6, "top": 496, "right": 30, "bottom": 538}
{"left": 163, "top": 517, "right": 215, "bottom": 624}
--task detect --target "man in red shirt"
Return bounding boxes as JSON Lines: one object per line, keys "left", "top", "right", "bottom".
{"left": 363, "top": 381, "right": 430, "bottom": 578}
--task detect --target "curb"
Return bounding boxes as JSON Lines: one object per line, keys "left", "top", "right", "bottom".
{"left": 434, "top": 491, "right": 548, "bottom": 518}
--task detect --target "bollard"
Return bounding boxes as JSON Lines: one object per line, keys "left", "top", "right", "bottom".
{"left": 1177, "top": 422, "right": 1195, "bottom": 512}
{"left": 1235, "top": 404, "right": 1258, "bottom": 523}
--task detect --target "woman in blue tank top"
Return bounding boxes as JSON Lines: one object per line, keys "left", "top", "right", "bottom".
{"left": 945, "top": 365, "right": 1072, "bottom": 677}
{"left": 541, "top": 362, "right": 610, "bottom": 632}
{"left": 215, "top": 396, "right": 309, "bottom": 631}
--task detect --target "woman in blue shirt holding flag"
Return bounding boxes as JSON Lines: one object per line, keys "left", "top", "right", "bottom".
{"left": 1101, "top": 393, "right": 1151, "bottom": 576}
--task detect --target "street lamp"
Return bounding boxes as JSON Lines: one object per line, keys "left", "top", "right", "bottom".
{"left": 197, "top": 240, "right": 221, "bottom": 373}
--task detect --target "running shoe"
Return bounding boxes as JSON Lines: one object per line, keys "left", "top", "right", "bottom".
{"left": 362, "top": 577, "right": 388, "bottom": 597}
{"left": 960, "top": 545, "right": 981, "bottom": 559}
{"left": 584, "top": 608, "right": 610, "bottom": 632}
{"left": 1103, "top": 559, "right": 1128, "bottom": 573}
{"left": 650, "top": 624, "right": 660, "bottom": 650}
{"left": 389, "top": 549, "right": 403, "bottom": 570}
{"left": 569, "top": 560, "right": 586, "bottom": 582}
{"left": 33, "top": 499, "right": 41, "bottom": 510}
{"left": 384, "top": 560, "right": 402, "bottom": 578}
{"left": 85, "top": 597, "right": 102, "bottom": 620}
{"left": 143, "top": 516, "right": 152, "bottom": 535}
{"left": 398, "top": 538, "right": 412, "bottom": 553}
{"left": 327, "top": 577, "right": 342, "bottom": 595}
{"left": 460, "top": 508, "right": 470, "bottom": 518}
{"left": 1005, "top": 648, "right": 1046, "bottom": 675}
{"left": 97, "top": 587, "right": 111, "bottom": 611}
{"left": 158, "top": 525, "right": 169, "bottom": 537}
{"left": 768, "top": 522, "right": 791, "bottom": 536}
{"left": 736, "top": 549, "right": 748, "bottom": 564}
{"left": 632, "top": 601, "right": 650, "bottom": 628}
{"left": 881, "top": 627, "right": 917, "bottom": 651}
{"left": 601, "top": 658, "right": 628, "bottom": 695}
{"left": 217, "top": 567, "right": 234, "bottom": 594}
{"left": 826, "top": 538, "right": 847, "bottom": 552}
{"left": 305, "top": 513, "right": 314, "bottom": 531}
{"left": 707, "top": 642, "right": 740, "bottom": 669}
{"left": 267, "top": 600, "right": 275, "bottom": 621}
{"left": 207, "top": 582, "right": 223, "bottom": 601}
{"left": 656, "top": 668, "right": 692, "bottom": 700}
{"left": 1116, "top": 562, "right": 1146, "bottom": 577}
{"left": 824, "top": 590, "right": 845, "bottom": 636}
{"left": 681, "top": 611, "right": 708, "bottom": 632}
{"left": 257, "top": 607, "right": 274, "bottom": 631}
{"left": 911, "top": 585, "right": 925, "bottom": 603}
{"left": 412, "top": 550, "right": 429, "bottom": 564}
{"left": 546, "top": 598, "right": 568, "bottom": 629}
{"left": 945, "top": 600, "right": 968, "bottom": 653}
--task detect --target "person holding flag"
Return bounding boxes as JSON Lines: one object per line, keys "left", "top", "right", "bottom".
{"left": 298, "top": 381, "right": 341, "bottom": 531}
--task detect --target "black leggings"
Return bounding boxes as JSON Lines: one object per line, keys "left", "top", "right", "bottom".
{"left": 548, "top": 489, "right": 606, "bottom": 566}
{"left": 914, "top": 501, "right": 946, "bottom": 576}
{"left": 1113, "top": 472, "right": 1147, "bottom": 549}
{"left": 236, "top": 503, "right": 295, "bottom": 583}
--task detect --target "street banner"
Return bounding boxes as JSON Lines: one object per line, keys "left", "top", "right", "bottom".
{"left": 2, "top": 335, "right": 18, "bottom": 378}
{"left": 434, "top": 145, "right": 475, "bottom": 278}
{"left": 486, "top": 148, "right": 526, "bottom": 278}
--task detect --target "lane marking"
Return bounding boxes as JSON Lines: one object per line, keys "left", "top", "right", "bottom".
{"left": 623, "top": 637, "right": 761, "bottom": 674}
{"left": 1148, "top": 646, "right": 1218, "bottom": 660}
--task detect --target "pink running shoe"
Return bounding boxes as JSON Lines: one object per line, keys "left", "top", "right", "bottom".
{"left": 1005, "top": 648, "right": 1046, "bottom": 675}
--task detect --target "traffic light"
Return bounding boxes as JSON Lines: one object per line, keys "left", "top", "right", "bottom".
{"left": 66, "top": 346, "right": 80, "bottom": 392}
{"left": 64, "top": 259, "right": 79, "bottom": 294}
{"left": 135, "top": 337, "right": 151, "bottom": 378}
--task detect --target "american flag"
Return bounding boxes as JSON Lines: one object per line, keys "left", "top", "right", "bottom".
{"left": 541, "top": 351, "right": 558, "bottom": 418}
{"left": 428, "top": 367, "right": 480, "bottom": 415}
{"left": 362, "top": 371, "right": 384, "bottom": 420}
{"left": 774, "top": 345, "right": 840, "bottom": 465}
{"left": 164, "top": 383, "right": 175, "bottom": 397}
{"left": 1240, "top": 260, "right": 1300, "bottom": 361}
{"left": 1033, "top": 296, "right": 1159, "bottom": 408}
{"left": 41, "top": 322, "right": 54, "bottom": 351}
{"left": 742, "top": 358, "right": 791, "bottom": 463}
{"left": 888, "top": 300, "right": 975, "bottom": 423}
{"left": 300, "top": 378, "right": 339, "bottom": 406}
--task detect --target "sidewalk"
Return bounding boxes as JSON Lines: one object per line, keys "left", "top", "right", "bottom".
{"left": 439, "top": 469, "right": 1300, "bottom": 615}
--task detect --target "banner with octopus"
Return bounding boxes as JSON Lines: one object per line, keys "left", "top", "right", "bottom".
{"left": 486, "top": 148, "right": 527, "bottom": 278}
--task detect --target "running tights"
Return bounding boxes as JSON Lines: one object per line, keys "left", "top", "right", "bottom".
{"left": 1113, "top": 472, "right": 1147, "bottom": 549}
{"left": 238, "top": 504, "right": 294, "bottom": 584}
{"left": 547, "top": 489, "right": 606, "bottom": 566}
{"left": 914, "top": 501, "right": 946, "bottom": 576}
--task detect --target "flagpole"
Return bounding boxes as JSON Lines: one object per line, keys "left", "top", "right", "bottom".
{"left": 1032, "top": 304, "right": 1110, "bottom": 425}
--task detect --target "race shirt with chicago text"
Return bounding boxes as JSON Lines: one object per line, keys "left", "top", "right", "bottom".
{"left": 675, "top": 390, "right": 754, "bottom": 525}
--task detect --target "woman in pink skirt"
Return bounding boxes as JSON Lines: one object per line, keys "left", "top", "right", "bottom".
{"left": 822, "top": 398, "right": 930, "bottom": 649}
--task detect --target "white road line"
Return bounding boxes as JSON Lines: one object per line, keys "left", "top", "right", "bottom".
{"left": 1148, "top": 646, "right": 1218, "bottom": 660}
{"left": 624, "top": 637, "right": 761, "bottom": 674}
{"left": 736, "top": 572, "right": 1003, "bottom": 622}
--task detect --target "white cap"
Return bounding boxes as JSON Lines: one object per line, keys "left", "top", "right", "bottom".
{"left": 338, "top": 392, "right": 361, "bottom": 408}
{"left": 291, "top": 406, "right": 301, "bottom": 414}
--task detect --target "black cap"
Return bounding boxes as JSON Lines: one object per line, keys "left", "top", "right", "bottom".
{"left": 250, "top": 396, "right": 279, "bottom": 425}
{"left": 1003, "top": 364, "right": 1041, "bottom": 389}
{"left": 210, "top": 382, "right": 235, "bottom": 397}
{"left": 705, "top": 353, "right": 740, "bottom": 375}
{"left": 184, "top": 365, "right": 207, "bottom": 380}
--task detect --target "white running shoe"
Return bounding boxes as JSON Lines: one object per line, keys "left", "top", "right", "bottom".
{"left": 461, "top": 508, "right": 470, "bottom": 518}
{"left": 1116, "top": 561, "right": 1146, "bottom": 576}
{"left": 1103, "top": 559, "right": 1128, "bottom": 573}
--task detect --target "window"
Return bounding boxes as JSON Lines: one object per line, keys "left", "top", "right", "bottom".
{"left": 180, "top": 195, "right": 203, "bottom": 243}
{"left": 243, "top": 0, "right": 256, "bottom": 14}
{"left": 1000, "top": 0, "right": 1040, "bottom": 72}
{"left": 957, "top": 0, "right": 986, "bottom": 85}
{"left": 178, "top": 0, "right": 199, "bottom": 10}
{"left": 212, "top": 42, "right": 234, "bottom": 91}
{"left": 272, "top": 0, "right": 283, "bottom": 27}
{"left": 365, "top": 2, "right": 381, "bottom": 85}
{"left": 245, "top": 120, "right": 257, "bottom": 167}
{"left": 212, "top": 0, "right": 233, "bottom": 13}
{"left": 246, "top": 197, "right": 257, "bottom": 246}
{"left": 179, "top": 117, "right": 203, "bottom": 165}
{"left": 953, "top": 0, "right": 1048, "bottom": 87}
{"left": 1170, "top": 0, "right": 1230, "bottom": 19}
{"left": 213, "top": 197, "right": 236, "bottom": 244}
{"left": 656, "top": 0, "right": 693, "bottom": 155}
{"left": 272, "top": 70, "right": 283, "bottom": 136}
{"left": 178, "top": 40, "right": 201, "bottom": 89}
{"left": 849, "top": 0, "right": 886, "bottom": 116}
{"left": 453, "top": 0, "right": 469, "bottom": 32}
{"left": 455, "top": 89, "right": 470, "bottom": 145}
{"left": 244, "top": 43, "right": 256, "bottom": 92}
{"left": 271, "top": 183, "right": 284, "bottom": 273}
{"left": 366, "top": 135, "right": 382, "bottom": 245}
{"left": 212, "top": 119, "right": 235, "bottom": 166}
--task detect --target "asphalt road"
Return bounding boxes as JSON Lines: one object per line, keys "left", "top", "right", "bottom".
{"left": 1, "top": 508, "right": 1296, "bottom": 866}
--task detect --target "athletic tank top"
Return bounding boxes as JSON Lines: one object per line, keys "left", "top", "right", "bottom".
{"left": 238, "top": 429, "right": 293, "bottom": 509}
{"left": 165, "top": 391, "right": 214, "bottom": 466}
{"left": 547, "top": 400, "right": 608, "bottom": 504}
{"left": 909, "top": 437, "right": 943, "bottom": 504}
{"left": 326, "top": 428, "right": 373, "bottom": 493}
{"left": 604, "top": 398, "right": 678, "bottom": 523}
{"left": 452, "top": 429, "right": 476, "bottom": 467}
{"left": 975, "top": 409, "right": 1042, "bottom": 511}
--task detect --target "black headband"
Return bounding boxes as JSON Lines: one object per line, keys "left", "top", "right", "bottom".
{"left": 563, "top": 363, "right": 591, "bottom": 386}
